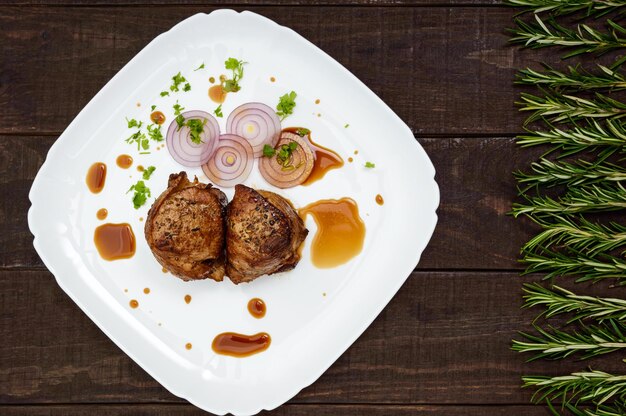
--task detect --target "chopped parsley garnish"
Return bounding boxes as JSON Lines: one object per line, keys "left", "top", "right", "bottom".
{"left": 126, "top": 118, "right": 142, "bottom": 129}
{"left": 213, "top": 104, "right": 223, "bottom": 118}
{"left": 186, "top": 118, "right": 207, "bottom": 144}
{"left": 365, "top": 161, "right": 376, "bottom": 168}
{"left": 151, "top": 105, "right": 156, "bottom": 111}
{"left": 221, "top": 58, "right": 247, "bottom": 93}
{"left": 142, "top": 166, "right": 156, "bottom": 180}
{"left": 160, "top": 91, "right": 169, "bottom": 97}
{"left": 127, "top": 180, "right": 151, "bottom": 209}
{"left": 173, "top": 101, "right": 185, "bottom": 129}
{"left": 263, "top": 144, "right": 276, "bottom": 157}
{"left": 296, "top": 128, "right": 310, "bottom": 136}
{"left": 169, "top": 72, "right": 190, "bottom": 93}
{"left": 344, "top": 123, "right": 350, "bottom": 128}
{"left": 276, "top": 91, "right": 297, "bottom": 121}
{"left": 125, "top": 131, "right": 149, "bottom": 151}
{"left": 194, "top": 63, "right": 205, "bottom": 71}
{"left": 147, "top": 124, "right": 163, "bottom": 142}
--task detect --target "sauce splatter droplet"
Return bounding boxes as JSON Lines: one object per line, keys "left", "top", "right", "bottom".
{"left": 376, "top": 194, "right": 384, "bottom": 206}
{"left": 143, "top": 288, "right": 150, "bottom": 294}
{"left": 270, "top": 76, "right": 276, "bottom": 82}
{"left": 162, "top": 267, "right": 168, "bottom": 273}
{"left": 129, "top": 299, "right": 139, "bottom": 309}
{"left": 86, "top": 162, "right": 107, "bottom": 194}
{"left": 94, "top": 223, "right": 136, "bottom": 260}
{"left": 184, "top": 295, "right": 192, "bottom": 304}
{"left": 96, "top": 208, "right": 108, "bottom": 220}
{"left": 212, "top": 332, "right": 271, "bottom": 357}
{"left": 348, "top": 157, "right": 353, "bottom": 163}
{"left": 137, "top": 165, "right": 144, "bottom": 172}
{"left": 247, "top": 298, "right": 266, "bottom": 319}
{"left": 315, "top": 99, "right": 320, "bottom": 104}
{"left": 185, "top": 343, "right": 192, "bottom": 350}
{"left": 209, "top": 76, "right": 215, "bottom": 84}
{"left": 354, "top": 150, "right": 359, "bottom": 155}
{"left": 116, "top": 154, "right": 133, "bottom": 169}
{"left": 150, "top": 111, "right": 166, "bottom": 125}
{"left": 209, "top": 85, "right": 227, "bottom": 103}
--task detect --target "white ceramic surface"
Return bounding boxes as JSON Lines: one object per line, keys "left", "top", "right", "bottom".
{"left": 28, "top": 10, "right": 439, "bottom": 415}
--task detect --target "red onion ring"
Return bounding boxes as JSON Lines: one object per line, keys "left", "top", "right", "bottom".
{"left": 226, "top": 102, "right": 281, "bottom": 157}
{"left": 259, "top": 132, "right": 314, "bottom": 188}
{"left": 202, "top": 134, "right": 254, "bottom": 187}
{"left": 166, "top": 110, "right": 219, "bottom": 167}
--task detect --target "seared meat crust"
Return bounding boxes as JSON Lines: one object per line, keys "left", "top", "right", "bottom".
{"left": 145, "top": 172, "right": 227, "bottom": 281}
{"left": 226, "top": 184, "right": 308, "bottom": 284}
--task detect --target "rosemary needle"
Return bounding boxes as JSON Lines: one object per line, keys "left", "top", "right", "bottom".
{"left": 506, "top": 0, "right": 625, "bottom": 17}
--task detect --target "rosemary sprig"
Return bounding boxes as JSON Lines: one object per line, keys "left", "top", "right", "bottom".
{"left": 515, "top": 157, "right": 626, "bottom": 190}
{"left": 523, "top": 370, "right": 626, "bottom": 406}
{"left": 518, "top": 90, "right": 626, "bottom": 124}
{"left": 522, "top": 215, "right": 626, "bottom": 256}
{"left": 523, "top": 283, "right": 626, "bottom": 322}
{"left": 516, "top": 119, "right": 626, "bottom": 155}
{"left": 512, "top": 182, "right": 626, "bottom": 216}
{"left": 548, "top": 400, "right": 626, "bottom": 416}
{"left": 510, "top": 15, "right": 626, "bottom": 58}
{"left": 523, "top": 247, "right": 626, "bottom": 283}
{"left": 507, "top": 0, "right": 625, "bottom": 17}
{"left": 517, "top": 64, "right": 626, "bottom": 92}
{"left": 513, "top": 320, "right": 626, "bottom": 360}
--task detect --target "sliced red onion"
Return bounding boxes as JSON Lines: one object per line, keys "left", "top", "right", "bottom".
{"left": 166, "top": 110, "right": 219, "bottom": 167}
{"left": 259, "top": 132, "right": 314, "bottom": 188}
{"left": 202, "top": 134, "right": 254, "bottom": 187}
{"left": 226, "top": 102, "right": 281, "bottom": 157}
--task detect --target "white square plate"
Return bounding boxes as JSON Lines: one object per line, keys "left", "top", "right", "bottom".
{"left": 28, "top": 10, "right": 439, "bottom": 415}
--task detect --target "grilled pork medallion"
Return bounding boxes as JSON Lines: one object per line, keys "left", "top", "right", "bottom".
{"left": 226, "top": 184, "right": 308, "bottom": 284}
{"left": 145, "top": 172, "right": 227, "bottom": 281}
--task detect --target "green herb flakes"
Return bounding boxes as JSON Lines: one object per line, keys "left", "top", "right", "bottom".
{"left": 126, "top": 118, "right": 142, "bottom": 129}
{"left": 214, "top": 104, "right": 223, "bottom": 118}
{"left": 125, "top": 131, "right": 149, "bottom": 151}
{"left": 194, "top": 63, "right": 205, "bottom": 71}
{"left": 263, "top": 144, "right": 276, "bottom": 157}
{"left": 160, "top": 91, "right": 169, "bottom": 97}
{"left": 169, "top": 72, "right": 190, "bottom": 93}
{"left": 186, "top": 118, "right": 207, "bottom": 144}
{"left": 296, "top": 128, "right": 310, "bottom": 136}
{"left": 142, "top": 166, "right": 156, "bottom": 180}
{"left": 365, "top": 162, "right": 375, "bottom": 168}
{"left": 147, "top": 124, "right": 163, "bottom": 142}
{"left": 276, "top": 91, "right": 297, "bottom": 121}
{"left": 127, "top": 180, "right": 151, "bottom": 209}
{"left": 221, "top": 58, "right": 247, "bottom": 93}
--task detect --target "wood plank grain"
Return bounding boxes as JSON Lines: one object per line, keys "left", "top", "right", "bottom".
{"left": 0, "top": 6, "right": 531, "bottom": 136}
{"left": 0, "top": 404, "right": 553, "bottom": 416}
{"left": 1, "top": 269, "right": 623, "bottom": 404}
{"left": 0, "top": 0, "right": 506, "bottom": 5}
{"left": 0, "top": 135, "right": 539, "bottom": 270}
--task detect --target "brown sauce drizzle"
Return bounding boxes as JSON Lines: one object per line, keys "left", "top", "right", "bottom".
{"left": 299, "top": 198, "right": 365, "bottom": 268}
{"left": 184, "top": 294, "right": 192, "bottom": 304}
{"left": 212, "top": 332, "right": 271, "bottom": 357}
{"left": 94, "top": 223, "right": 136, "bottom": 260}
{"left": 96, "top": 208, "right": 108, "bottom": 220}
{"left": 376, "top": 194, "right": 384, "bottom": 205}
{"left": 150, "top": 111, "right": 166, "bottom": 125}
{"left": 129, "top": 299, "right": 139, "bottom": 309}
{"left": 116, "top": 154, "right": 133, "bottom": 169}
{"left": 247, "top": 298, "right": 266, "bottom": 319}
{"left": 86, "top": 162, "right": 107, "bottom": 194}
{"left": 209, "top": 85, "right": 227, "bottom": 103}
{"left": 282, "top": 128, "right": 343, "bottom": 186}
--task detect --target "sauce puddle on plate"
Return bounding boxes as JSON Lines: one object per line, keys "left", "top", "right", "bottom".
{"left": 299, "top": 198, "right": 365, "bottom": 268}
{"left": 150, "top": 111, "right": 166, "bottom": 125}
{"left": 247, "top": 298, "right": 266, "bottom": 319}
{"left": 94, "top": 223, "right": 136, "bottom": 260}
{"left": 375, "top": 194, "right": 384, "bottom": 205}
{"left": 212, "top": 332, "right": 271, "bottom": 357}
{"left": 86, "top": 162, "right": 107, "bottom": 194}
{"left": 96, "top": 208, "right": 108, "bottom": 220}
{"left": 209, "top": 85, "right": 227, "bottom": 103}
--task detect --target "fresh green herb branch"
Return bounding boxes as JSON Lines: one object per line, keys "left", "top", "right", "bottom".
{"left": 510, "top": 15, "right": 626, "bottom": 59}
{"left": 507, "top": 0, "right": 625, "bottom": 17}
{"left": 517, "top": 64, "right": 626, "bottom": 92}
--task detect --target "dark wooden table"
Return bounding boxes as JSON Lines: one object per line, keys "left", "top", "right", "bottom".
{"left": 2, "top": 1, "right": 621, "bottom": 415}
